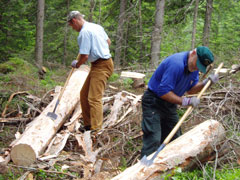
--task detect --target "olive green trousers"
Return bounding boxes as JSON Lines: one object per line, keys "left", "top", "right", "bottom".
{"left": 80, "top": 58, "right": 114, "bottom": 130}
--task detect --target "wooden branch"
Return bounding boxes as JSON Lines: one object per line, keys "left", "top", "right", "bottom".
{"left": 1, "top": 91, "right": 29, "bottom": 117}
{"left": 103, "top": 92, "right": 129, "bottom": 128}
{"left": 113, "top": 95, "right": 142, "bottom": 127}
{"left": 75, "top": 131, "right": 101, "bottom": 164}
{"left": 0, "top": 117, "right": 31, "bottom": 123}
{"left": 9, "top": 164, "right": 77, "bottom": 178}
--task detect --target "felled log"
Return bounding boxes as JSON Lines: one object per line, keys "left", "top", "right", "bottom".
{"left": 10, "top": 65, "right": 89, "bottom": 166}
{"left": 120, "top": 71, "right": 146, "bottom": 88}
{"left": 112, "top": 120, "right": 225, "bottom": 180}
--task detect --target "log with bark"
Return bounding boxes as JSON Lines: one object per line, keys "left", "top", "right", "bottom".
{"left": 10, "top": 65, "right": 90, "bottom": 166}
{"left": 112, "top": 120, "right": 226, "bottom": 180}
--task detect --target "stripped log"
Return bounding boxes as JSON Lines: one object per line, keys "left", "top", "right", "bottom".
{"left": 120, "top": 71, "right": 146, "bottom": 88}
{"left": 112, "top": 120, "right": 225, "bottom": 180}
{"left": 10, "top": 65, "right": 89, "bottom": 166}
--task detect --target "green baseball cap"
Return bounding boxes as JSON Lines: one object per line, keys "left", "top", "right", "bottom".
{"left": 196, "top": 46, "right": 214, "bottom": 73}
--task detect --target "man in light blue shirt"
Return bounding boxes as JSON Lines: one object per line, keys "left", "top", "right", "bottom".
{"left": 77, "top": 21, "right": 111, "bottom": 62}
{"left": 68, "top": 11, "right": 114, "bottom": 132}
{"left": 141, "top": 46, "right": 219, "bottom": 158}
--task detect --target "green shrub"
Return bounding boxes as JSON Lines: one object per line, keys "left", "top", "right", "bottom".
{"left": 123, "top": 78, "right": 133, "bottom": 89}
{"left": 108, "top": 73, "right": 120, "bottom": 82}
{"left": 0, "top": 63, "right": 15, "bottom": 74}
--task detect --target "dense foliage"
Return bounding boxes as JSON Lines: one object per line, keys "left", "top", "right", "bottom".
{"left": 0, "top": 0, "right": 239, "bottom": 67}
{"left": 0, "top": 0, "right": 239, "bottom": 179}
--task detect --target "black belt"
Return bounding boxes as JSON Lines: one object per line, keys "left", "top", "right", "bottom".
{"left": 91, "top": 58, "right": 109, "bottom": 65}
{"left": 147, "top": 88, "right": 154, "bottom": 94}
{"left": 147, "top": 88, "right": 160, "bottom": 98}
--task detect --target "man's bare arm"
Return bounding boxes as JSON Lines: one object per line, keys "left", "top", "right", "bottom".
{"left": 107, "top": 39, "right": 111, "bottom": 46}
{"left": 160, "top": 91, "right": 183, "bottom": 105}
{"left": 187, "top": 82, "right": 205, "bottom": 94}
{"left": 76, "top": 54, "right": 88, "bottom": 68}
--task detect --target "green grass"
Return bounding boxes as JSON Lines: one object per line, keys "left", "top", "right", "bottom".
{"left": 170, "top": 166, "right": 240, "bottom": 180}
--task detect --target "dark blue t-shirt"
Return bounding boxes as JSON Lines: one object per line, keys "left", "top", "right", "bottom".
{"left": 148, "top": 51, "right": 199, "bottom": 97}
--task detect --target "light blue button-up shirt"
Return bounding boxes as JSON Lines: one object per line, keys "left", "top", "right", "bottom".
{"left": 77, "top": 22, "right": 111, "bottom": 62}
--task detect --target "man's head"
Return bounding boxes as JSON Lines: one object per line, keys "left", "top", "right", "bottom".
{"left": 67, "top": 11, "right": 85, "bottom": 32}
{"left": 196, "top": 46, "right": 214, "bottom": 73}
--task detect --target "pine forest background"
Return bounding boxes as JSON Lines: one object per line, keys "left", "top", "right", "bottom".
{"left": 1, "top": 0, "right": 239, "bottom": 69}
{"left": 0, "top": 0, "right": 240, "bottom": 179}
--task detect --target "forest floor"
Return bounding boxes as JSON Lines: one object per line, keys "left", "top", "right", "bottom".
{"left": 0, "top": 61, "right": 240, "bottom": 179}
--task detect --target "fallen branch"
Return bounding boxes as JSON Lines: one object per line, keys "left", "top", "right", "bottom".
{"left": 1, "top": 91, "right": 29, "bottom": 118}
{"left": 8, "top": 164, "right": 77, "bottom": 178}
{"left": 0, "top": 117, "right": 31, "bottom": 123}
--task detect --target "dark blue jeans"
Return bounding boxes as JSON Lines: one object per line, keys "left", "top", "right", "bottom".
{"left": 140, "top": 89, "right": 181, "bottom": 158}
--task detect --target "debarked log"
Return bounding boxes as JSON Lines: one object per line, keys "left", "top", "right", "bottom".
{"left": 112, "top": 120, "right": 226, "bottom": 180}
{"left": 10, "top": 65, "right": 90, "bottom": 166}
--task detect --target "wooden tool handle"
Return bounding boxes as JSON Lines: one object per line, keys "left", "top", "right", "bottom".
{"left": 197, "top": 62, "right": 224, "bottom": 99}
{"left": 163, "top": 62, "right": 224, "bottom": 144}
{"left": 57, "top": 54, "right": 80, "bottom": 101}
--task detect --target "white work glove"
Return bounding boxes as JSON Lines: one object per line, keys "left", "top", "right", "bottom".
{"left": 71, "top": 60, "right": 78, "bottom": 68}
{"left": 182, "top": 97, "right": 200, "bottom": 107}
{"left": 203, "top": 74, "right": 219, "bottom": 85}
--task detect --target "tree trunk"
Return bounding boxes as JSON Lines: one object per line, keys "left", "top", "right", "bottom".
{"left": 114, "top": 0, "right": 127, "bottom": 68}
{"left": 89, "top": 0, "right": 95, "bottom": 22}
{"left": 112, "top": 120, "right": 225, "bottom": 180}
{"left": 203, "top": 0, "right": 213, "bottom": 46}
{"left": 63, "top": 0, "right": 70, "bottom": 66}
{"left": 150, "top": 0, "right": 165, "bottom": 68}
{"left": 191, "top": 0, "right": 199, "bottom": 49}
{"left": 35, "top": 0, "right": 45, "bottom": 67}
{"left": 98, "top": 0, "right": 102, "bottom": 24}
{"left": 138, "top": 0, "right": 144, "bottom": 62}
{"left": 10, "top": 65, "right": 90, "bottom": 166}
{"left": 122, "top": 17, "right": 129, "bottom": 67}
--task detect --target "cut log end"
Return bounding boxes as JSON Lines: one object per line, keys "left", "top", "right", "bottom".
{"left": 11, "top": 144, "right": 36, "bottom": 166}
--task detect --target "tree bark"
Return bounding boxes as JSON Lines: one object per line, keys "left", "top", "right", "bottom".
{"left": 63, "top": 0, "right": 70, "bottom": 66}
{"left": 203, "top": 0, "right": 213, "bottom": 46}
{"left": 10, "top": 65, "right": 90, "bottom": 166}
{"left": 191, "top": 0, "right": 199, "bottom": 49}
{"left": 112, "top": 120, "right": 225, "bottom": 180}
{"left": 138, "top": 0, "right": 144, "bottom": 61}
{"left": 89, "top": 0, "right": 95, "bottom": 22}
{"left": 35, "top": 0, "right": 45, "bottom": 67}
{"left": 150, "top": 0, "right": 165, "bottom": 68}
{"left": 114, "top": 0, "right": 127, "bottom": 68}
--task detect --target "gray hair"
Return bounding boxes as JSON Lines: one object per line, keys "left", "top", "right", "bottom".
{"left": 67, "top": 11, "right": 85, "bottom": 22}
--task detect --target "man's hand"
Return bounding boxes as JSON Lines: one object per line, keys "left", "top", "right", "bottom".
{"left": 203, "top": 74, "right": 219, "bottom": 85}
{"left": 182, "top": 97, "right": 200, "bottom": 107}
{"left": 71, "top": 60, "right": 78, "bottom": 68}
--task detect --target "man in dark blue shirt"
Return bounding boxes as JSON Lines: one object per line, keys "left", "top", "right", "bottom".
{"left": 141, "top": 46, "right": 219, "bottom": 158}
